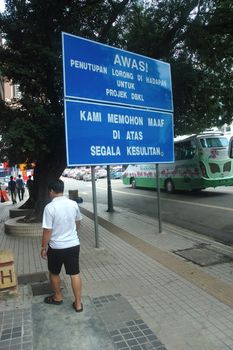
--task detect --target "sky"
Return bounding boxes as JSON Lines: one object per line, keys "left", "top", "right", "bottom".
{"left": 0, "top": 0, "right": 5, "bottom": 12}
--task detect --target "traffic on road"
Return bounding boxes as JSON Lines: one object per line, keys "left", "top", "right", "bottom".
{"left": 62, "top": 175, "right": 233, "bottom": 246}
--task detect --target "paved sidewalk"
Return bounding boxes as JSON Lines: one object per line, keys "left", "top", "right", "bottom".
{"left": 1, "top": 198, "right": 233, "bottom": 350}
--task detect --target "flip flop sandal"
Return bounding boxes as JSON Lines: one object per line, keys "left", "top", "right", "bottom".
{"left": 73, "top": 302, "right": 83, "bottom": 313}
{"left": 44, "top": 295, "right": 63, "bottom": 305}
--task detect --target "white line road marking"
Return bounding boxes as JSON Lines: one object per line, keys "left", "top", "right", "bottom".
{"left": 96, "top": 186, "right": 233, "bottom": 212}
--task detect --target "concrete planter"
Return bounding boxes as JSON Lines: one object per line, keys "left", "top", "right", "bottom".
{"left": 4, "top": 216, "right": 42, "bottom": 237}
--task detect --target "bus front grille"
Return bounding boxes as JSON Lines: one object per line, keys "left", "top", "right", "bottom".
{"left": 223, "top": 161, "right": 231, "bottom": 172}
{"left": 209, "top": 163, "right": 220, "bottom": 174}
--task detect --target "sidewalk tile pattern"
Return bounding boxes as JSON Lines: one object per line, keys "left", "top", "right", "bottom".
{"left": 0, "top": 308, "right": 32, "bottom": 350}
{"left": 2, "top": 197, "right": 233, "bottom": 349}
{"left": 93, "top": 294, "right": 167, "bottom": 350}
{"left": 32, "top": 297, "right": 115, "bottom": 350}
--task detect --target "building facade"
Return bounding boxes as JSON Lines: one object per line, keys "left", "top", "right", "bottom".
{"left": 0, "top": 36, "right": 21, "bottom": 102}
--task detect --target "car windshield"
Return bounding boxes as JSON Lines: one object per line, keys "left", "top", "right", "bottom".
{"left": 199, "top": 137, "right": 228, "bottom": 148}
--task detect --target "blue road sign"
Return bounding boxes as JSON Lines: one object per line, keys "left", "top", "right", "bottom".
{"left": 62, "top": 32, "right": 173, "bottom": 112}
{"left": 65, "top": 100, "right": 174, "bottom": 166}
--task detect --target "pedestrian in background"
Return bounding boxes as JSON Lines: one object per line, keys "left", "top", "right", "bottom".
{"left": 26, "top": 175, "right": 34, "bottom": 197}
{"left": 0, "top": 185, "right": 5, "bottom": 203}
{"left": 8, "top": 176, "right": 17, "bottom": 204}
{"left": 16, "top": 174, "right": 25, "bottom": 201}
{"left": 41, "top": 179, "right": 83, "bottom": 312}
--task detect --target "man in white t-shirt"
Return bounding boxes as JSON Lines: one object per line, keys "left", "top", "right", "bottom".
{"left": 41, "top": 179, "right": 83, "bottom": 312}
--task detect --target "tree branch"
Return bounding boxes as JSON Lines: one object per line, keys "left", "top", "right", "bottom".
{"left": 99, "top": 0, "right": 131, "bottom": 43}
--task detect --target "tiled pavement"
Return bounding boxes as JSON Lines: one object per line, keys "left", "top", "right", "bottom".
{"left": 1, "top": 196, "right": 233, "bottom": 349}
{"left": 0, "top": 307, "right": 32, "bottom": 350}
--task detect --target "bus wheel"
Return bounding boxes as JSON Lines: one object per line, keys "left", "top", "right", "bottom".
{"left": 165, "top": 179, "right": 174, "bottom": 193}
{"left": 131, "top": 178, "right": 136, "bottom": 189}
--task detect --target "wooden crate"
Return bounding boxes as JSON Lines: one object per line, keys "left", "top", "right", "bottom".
{"left": 0, "top": 250, "right": 17, "bottom": 291}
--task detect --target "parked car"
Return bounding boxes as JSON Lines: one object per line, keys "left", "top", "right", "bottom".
{"left": 75, "top": 170, "right": 86, "bottom": 180}
{"left": 96, "top": 168, "right": 107, "bottom": 178}
{"left": 62, "top": 168, "right": 74, "bottom": 177}
{"left": 110, "top": 171, "right": 123, "bottom": 179}
{"left": 83, "top": 173, "right": 97, "bottom": 181}
{"left": 68, "top": 169, "right": 78, "bottom": 178}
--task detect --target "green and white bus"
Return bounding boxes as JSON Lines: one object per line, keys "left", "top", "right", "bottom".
{"left": 122, "top": 133, "right": 233, "bottom": 192}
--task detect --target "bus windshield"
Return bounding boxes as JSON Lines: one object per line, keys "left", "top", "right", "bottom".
{"left": 199, "top": 137, "right": 228, "bottom": 148}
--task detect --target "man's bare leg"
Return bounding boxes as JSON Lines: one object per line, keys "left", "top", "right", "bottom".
{"left": 70, "top": 274, "right": 82, "bottom": 310}
{"left": 49, "top": 272, "right": 63, "bottom": 301}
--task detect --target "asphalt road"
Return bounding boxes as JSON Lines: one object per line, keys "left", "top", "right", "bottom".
{"left": 63, "top": 177, "right": 233, "bottom": 246}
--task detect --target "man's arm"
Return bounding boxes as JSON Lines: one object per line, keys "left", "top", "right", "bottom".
{"left": 76, "top": 220, "right": 81, "bottom": 232}
{"left": 41, "top": 228, "right": 52, "bottom": 259}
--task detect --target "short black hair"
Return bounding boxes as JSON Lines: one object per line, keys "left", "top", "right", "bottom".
{"left": 48, "top": 179, "right": 64, "bottom": 193}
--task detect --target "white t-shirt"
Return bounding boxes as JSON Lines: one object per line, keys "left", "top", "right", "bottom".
{"left": 42, "top": 196, "right": 82, "bottom": 249}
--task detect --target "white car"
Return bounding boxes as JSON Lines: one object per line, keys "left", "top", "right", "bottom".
{"left": 96, "top": 169, "right": 107, "bottom": 178}
{"left": 83, "top": 173, "right": 97, "bottom": 181}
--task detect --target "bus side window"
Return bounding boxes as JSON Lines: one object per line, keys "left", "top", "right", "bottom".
{"left": 180, "top": 147, "right": 187, "bottom": 160}
{"left": 228, "top": 137, "right": 233, "bottom": 158}
{"left": 200, "top": 139, "right": 206, "bottom": 148}
{"left": 175, "top": 141, "right": 196, "bottom": 160}
{"left": 174, "top": 144, "right": 181, "bottom": 160}
{"left": 183, "top": 141, "right": 196, "bottom": 159}
{"left": 188, "top": 141, "right": 196, "bottom": 159}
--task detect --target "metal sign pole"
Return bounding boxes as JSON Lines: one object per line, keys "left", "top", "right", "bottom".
{"left": 91, "top": 166, "right": 99, "bottom": 248}
{"left": 106, "top": 165, "right": 114, "bottom": 212}
{"left": 156, "top": 163, "right": 162, "bottom": 233}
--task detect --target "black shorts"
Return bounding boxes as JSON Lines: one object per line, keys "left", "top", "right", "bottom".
{"left": 47, "top": 245, "right": 80, "bottom": 275}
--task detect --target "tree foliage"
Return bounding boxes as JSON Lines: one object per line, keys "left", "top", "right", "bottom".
{"left": 123, "top": 0, "right": 233, "bottom": 134}
{"left": 0, "top": 0, "right": 130, "bottom": 164}
{"left": 0, "top": 0, "right": 131, "bottom": 216}
{"left": 0, "top": 0, "right": 232, "bottom": 215}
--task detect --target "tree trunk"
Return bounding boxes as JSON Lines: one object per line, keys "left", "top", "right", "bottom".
{"left": 21, "top": 157, "right": 66, "bottom": 222}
